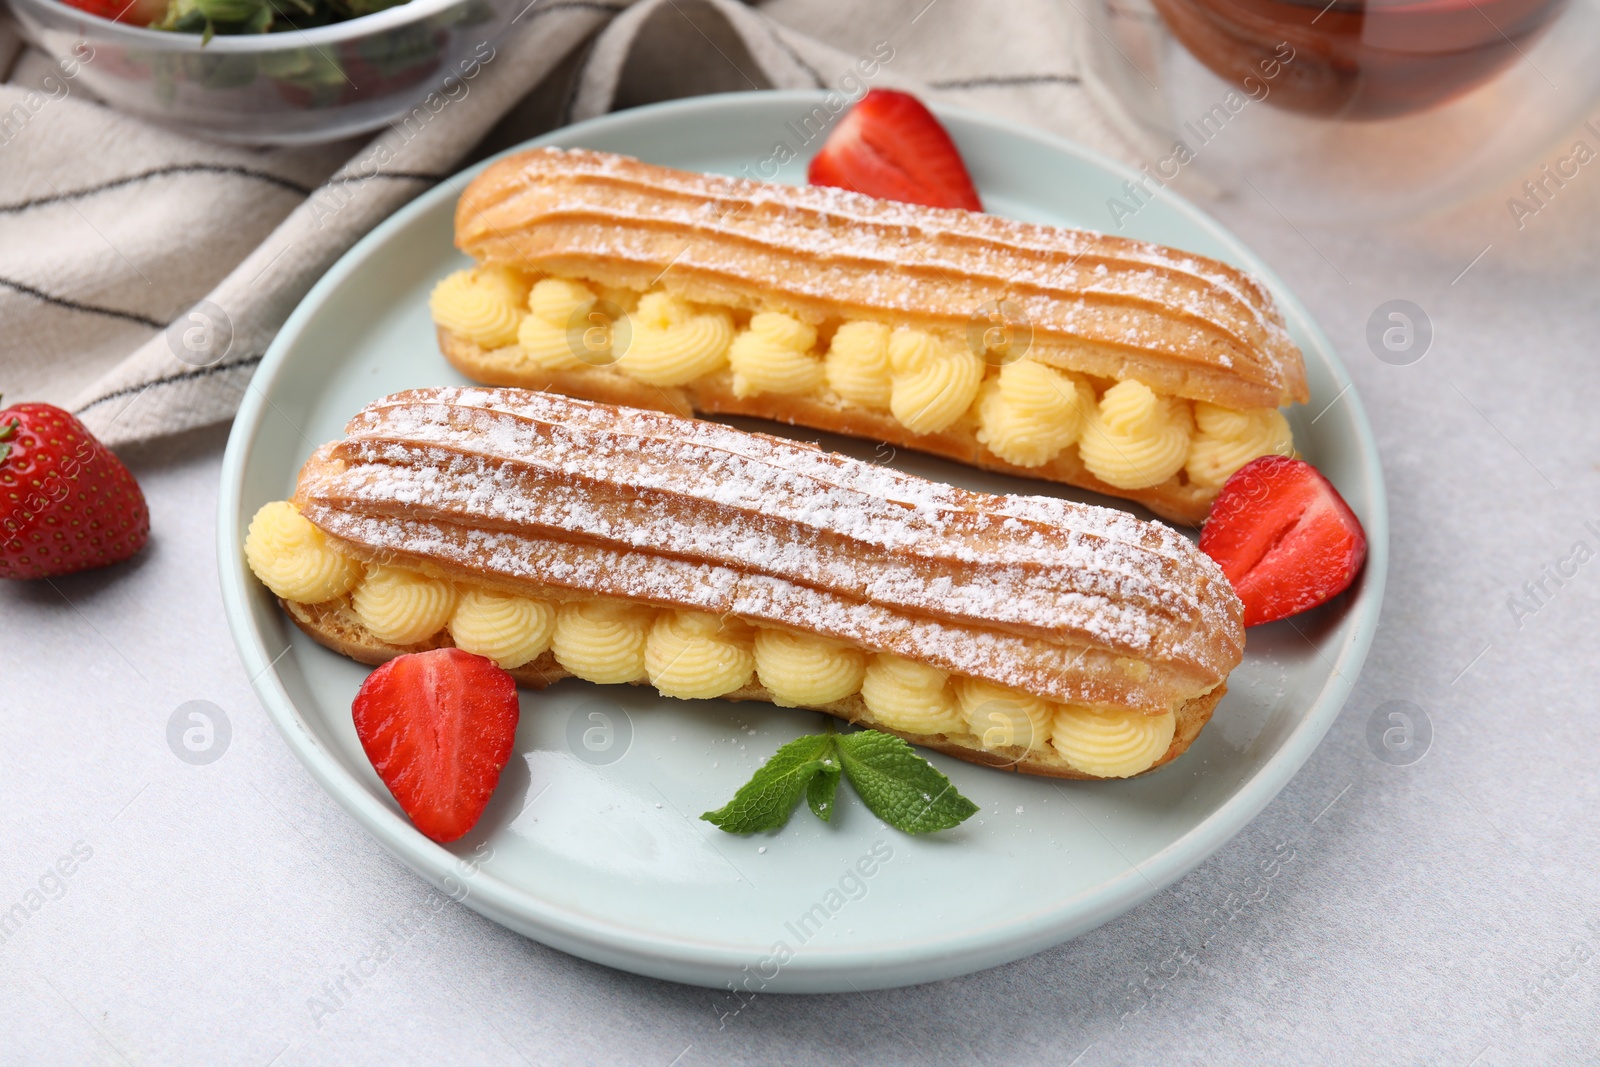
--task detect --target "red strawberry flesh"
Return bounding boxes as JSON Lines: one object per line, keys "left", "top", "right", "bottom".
{"left": 351, "top": 648, "right": 521, "bottom": 843}
{"left": 808, "top": 89, "right": 982, "bottom": 211}
{"left": 1199, "top": 455, "right": 1367, "bottom": 627}
{"left": 62, "top": 0, "right": 165, "bottom": 24}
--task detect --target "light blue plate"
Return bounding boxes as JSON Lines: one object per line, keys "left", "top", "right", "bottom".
{"left": 218, "top": 91, "right": 1387, "bottom": 993}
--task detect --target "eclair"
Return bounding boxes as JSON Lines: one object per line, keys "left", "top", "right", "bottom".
{"left": 429, "top": 148, "right": 1308, "bottom": 524}
{"left": 243, "top": 388, "right": 1246, "bottom": 780}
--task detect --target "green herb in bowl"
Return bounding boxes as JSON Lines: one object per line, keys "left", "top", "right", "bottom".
{"left": 65, "top": 0, "right": 412, "bottom": 37}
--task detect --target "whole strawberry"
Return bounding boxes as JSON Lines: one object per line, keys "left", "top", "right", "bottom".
{"left": 0, "top": 401, "right": 150, "bottom": 580}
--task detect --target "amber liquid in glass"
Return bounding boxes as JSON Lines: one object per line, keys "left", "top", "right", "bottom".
{"left": 1150, "top": 0, "right": 1569, "bottom": 118}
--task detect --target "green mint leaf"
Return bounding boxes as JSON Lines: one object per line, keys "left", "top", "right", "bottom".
{"left": 806, "top": 756, "right": 841, "bottom": 822}
{"left": 836, "top": 730, "right": 978, "bottom": 834}
{"left": 701, "top": 733, "right": 836, "bottom": 834}
{"left": 701, "top": 729, "right": 977, "bottom": 837}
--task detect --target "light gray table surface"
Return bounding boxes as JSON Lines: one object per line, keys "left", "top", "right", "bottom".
{"left": 5, "top": 109, "right": 1600, "bottom": 1066}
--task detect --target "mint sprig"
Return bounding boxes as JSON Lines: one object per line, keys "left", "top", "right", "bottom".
{"left": 700, "top": 734, "right": 837, "bottom": 834}
{"left": 701, "top": 728, "right": 977, "bottom": 836}
{"left": 835, "top": 729, "right": 980, "bottom": 835}
{"left": 806, "top": 758, "right": 841, "bottom": 822}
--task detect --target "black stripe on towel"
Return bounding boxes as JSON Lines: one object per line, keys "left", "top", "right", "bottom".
{"left": 74, "top": 354, "right": 266, "bottom": 416}
{"left": 0, "top": 275, "right": 164, "bottom": 329}
{"left": 929, "top": 74, "right": 1082, "bottom": 90}
{"left": 0, "top": 164, "right": 315, "bottom": 215}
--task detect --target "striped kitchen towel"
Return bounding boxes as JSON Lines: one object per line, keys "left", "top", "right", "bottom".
{"left": 0, "top": 0, "right": 1134, "bottom": 447}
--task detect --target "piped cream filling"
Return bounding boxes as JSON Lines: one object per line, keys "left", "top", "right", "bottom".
{"left": 352, "top": 564, "right": 458, "bottom": 646}
{"left": 429, "top": 266, "right": 528, "bottom": 350}
{"left": 615, "top": 291, "right": 734, "bottom": 386}
{"left": 753, "top": 628, "right": 867, "bottom": 707}
{"left": 886, "top": 327, "right": 985, "bottom": 434}
{"left": 245, "top": 502, "right": 1195, "bottom": 777}
{"left": 552, "top": 601, "right": 653, "bottom": 684}
{"left": 646, "top": 610, "right": 755, "bottom": 699}
{"left": 244, "top": 501, "right": 361, "bottom": 604}
{"left": 431, "top": 268, "right": 1295, "bottom": 494}
{"left": 823, "top": 321, "right": 893, "bottom": 410}
{"left": 1185, "top": 402, "right": 1295, "bottom": 488}
{"left": 1050, "top": 705, "right": 1176, "bottom": 779}
{"left": 729, "top": 312, "right": 823, "bottom": 398}
{"left": 515, "top": 278, "right": 596, "bottom": 371}
{"left": 860, "top": 654, "right": 966, "bottom": 736}
{"left": 1078, "top": 379, "right": 1194, "bottom": 490}
{"left": 975, "top": 359, "right": 1095, "bottom": 469}
{"left": 449, "top": 588, "right": 555, "bottom": 669}
{"left": 955, "top": 677, "right": 1053, "bottom": 751}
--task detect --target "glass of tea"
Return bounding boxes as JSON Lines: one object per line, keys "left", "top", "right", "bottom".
{"left": 1152, "top": 0, "right": 1569, "bottom": 119}
{"left": 1078, "top": 0, "right": 1600, "bottom": 221}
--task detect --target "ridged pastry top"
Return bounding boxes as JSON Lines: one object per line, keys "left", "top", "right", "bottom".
{"left": 292, "top": 388, "right": 1244, "bottom": 714}
{"left": 454, "top": 148, "right": 1307, "bottom": 411}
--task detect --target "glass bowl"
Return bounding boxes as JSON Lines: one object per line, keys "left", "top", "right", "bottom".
{"left": 6, "top": 0, "right": 516, "bottom": 144}
{"left": 1077, "top": 0, "right": 1600, "bottom": 223}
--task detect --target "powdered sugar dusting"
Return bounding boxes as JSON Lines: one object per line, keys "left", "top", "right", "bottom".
{"left": 298, "top": 389, "right": 1243, "bottom": 707}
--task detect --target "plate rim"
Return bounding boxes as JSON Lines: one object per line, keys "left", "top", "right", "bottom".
{"left": 217, "top": 89, "right": 1389, "bottom": 991}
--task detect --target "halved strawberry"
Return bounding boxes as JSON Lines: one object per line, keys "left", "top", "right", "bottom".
{"left": 351, "top": 649, "right": 520, "bottom": 843}
{"left": 1200, "top": 456, "right": 1367, "bottom": 627}
{"left": 808, "top": 89, "right": 982, "bottom": 211}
